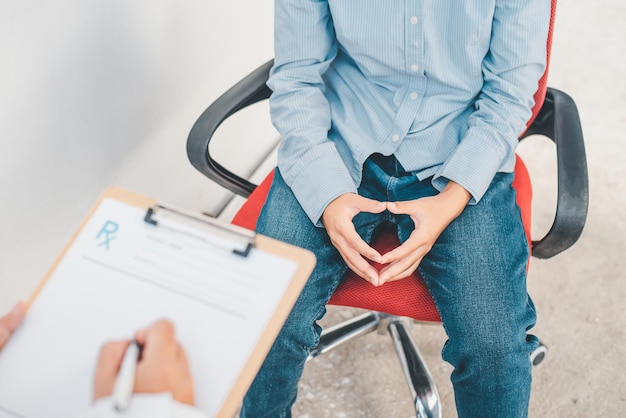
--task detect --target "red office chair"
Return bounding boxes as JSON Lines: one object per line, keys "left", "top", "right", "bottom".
{"left": 187, "top": 2, "right": 588, "bottom": 416}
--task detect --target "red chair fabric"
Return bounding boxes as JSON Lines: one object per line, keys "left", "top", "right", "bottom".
{"left": 527, "top": 0, "right": 557, "bottom": 130}
{"left": 232, "top": 155, "right": 532, "bottom": 323}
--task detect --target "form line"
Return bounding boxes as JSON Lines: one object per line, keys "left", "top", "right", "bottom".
{"left": 83, "top": 255, "right": 247, "bottom": 320}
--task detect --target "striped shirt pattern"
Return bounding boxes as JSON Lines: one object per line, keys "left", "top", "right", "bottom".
{"left": 268, "top": 0, "right": 550, "bottom": 225}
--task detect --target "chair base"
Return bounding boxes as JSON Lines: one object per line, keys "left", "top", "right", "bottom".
{"left": 388, "top": 318, "right": 441, "bottom": 418}
{"left": 307, "top": 312, "right": 442, "bottom": 418}
{"left": 530, "top": 342, "right": 548, "bottom": 366}
{"left": 307, "top": 312, "right": 548, "bottom": 418}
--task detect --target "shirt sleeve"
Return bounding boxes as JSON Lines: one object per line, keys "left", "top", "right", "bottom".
{"left": 268, "top": 0, "right": 357, "bottom": 226}
{"left": 73, "top": 394, "right": 208, "bottom": 418}
{"left": 432, "top": 0, "right": 550, "bottom": 203}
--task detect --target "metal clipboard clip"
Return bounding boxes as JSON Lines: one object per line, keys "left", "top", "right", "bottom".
{"left": 144, "top": 204, "right": 255, "bottom": 257}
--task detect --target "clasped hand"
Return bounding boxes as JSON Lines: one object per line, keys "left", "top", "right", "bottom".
{"left": 321, "top": 183, "right": 470, "bottom": 286}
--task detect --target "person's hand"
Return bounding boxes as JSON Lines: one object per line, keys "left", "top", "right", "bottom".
{"left": 0, "top": 301, "right": 26, "bottom": 350}
{"left": 93, "top": 320, "right": 195, "bottom": 405}
{"left": 379, "top": 181, "right": 471, "bottom": 285}
{"left": 322, "top": 193, "right": 387, "bottom": 286}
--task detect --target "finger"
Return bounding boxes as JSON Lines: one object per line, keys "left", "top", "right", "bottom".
{"left": 134, "top": 330, "right": 146, "bottom": 348}
{"left": 354, "top": 197, "right": 387, "bottom": 214}
{"left": 341, "top": 227, "right": 381, "bottom": 263}
{"left": 175, "top": 341, "right": 186, "bottom": 363}
{"left": 386, "top": 201, "right": 412, "bottom": 215}
{"left": 96, "top": 340, "right": 130, "bottom": 377}
{"left": 346, "top": 255, "right": 380, "bottom": 286}
{"left": 173, "top": 342, "right": 195, "bottom": 406}
{"left": 136, "top": 320, "right": 178, "bottom": 371}
{"left": 0, "top": 301, "right": 26, "bottom": 331}
{"left": 134, "top": 320, "right": 177, "bottom": 394}
{"left": 380, "top": 234, "right": 421, "bottom": 264}
{"left": 333, "top": 236, "right": 380, "bottom": 285}
{"left": 173, "top": 341, "right": 190, "bottom": 372}
{"left": 379, "top": 234, "right": 429, "bottom": 283}
{"left": 137, "top": 320, "right": 176, "bottom": 351}
{"left": 379, "top": 255, "right": 416, "bottom": 284}
{"left": 0, "top": 302, "right": 26, "bottom": 349}
{"left": 327, "top": 224, "right": 381, "bottom": 283}
{"left": 0, "top": 329, "right": 8, "bottom": 350}
{"left": 93, "top": 340, "right": 130, "bottom": 399}
{"left": 380, "top": 257, "right": 422, "bottom": 284}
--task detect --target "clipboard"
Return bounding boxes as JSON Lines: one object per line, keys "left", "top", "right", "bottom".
{"left": 0, "top": 187, "right": 316, "bottom": 418}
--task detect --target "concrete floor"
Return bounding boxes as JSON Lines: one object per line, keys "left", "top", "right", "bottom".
{"left": 291, "top": 1, "right": 626, "bottom": 417}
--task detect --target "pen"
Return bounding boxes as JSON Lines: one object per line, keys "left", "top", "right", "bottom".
{"left": 112, "top": 339, "right": 141, "bottom": 411}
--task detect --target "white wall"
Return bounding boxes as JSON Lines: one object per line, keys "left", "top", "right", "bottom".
{"left": 0, "top": 1, "right": 278, "bottom": 307}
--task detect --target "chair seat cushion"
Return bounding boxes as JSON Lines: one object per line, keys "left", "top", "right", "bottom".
{"left": 232, "top": 155, "right": 532, "bottom": 322}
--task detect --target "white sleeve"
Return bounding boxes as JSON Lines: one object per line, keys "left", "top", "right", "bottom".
{"left": 74, "top": 393, "right": 209, "bottom": 418}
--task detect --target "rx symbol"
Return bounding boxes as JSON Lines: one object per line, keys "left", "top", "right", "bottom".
{"left": 97, "top": 220, "right": 119, "bottom": 250}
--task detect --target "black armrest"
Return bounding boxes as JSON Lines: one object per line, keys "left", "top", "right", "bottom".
{"left": 187, "top": 59, "right": 274, "bottom": 198}
{"left": 521, "top": 88, "right": 589, "bottom": 259}
{"left": 187, "top": 64, "right": 589, "bottom": 259}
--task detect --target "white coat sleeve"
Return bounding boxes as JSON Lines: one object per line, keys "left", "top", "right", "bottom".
{"left": 73, "top": 394, "right": 209, "bottom": 418}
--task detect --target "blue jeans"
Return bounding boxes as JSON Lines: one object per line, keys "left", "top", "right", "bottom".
{"left": 241, "top": 154, "right": 538, "bottom": 418}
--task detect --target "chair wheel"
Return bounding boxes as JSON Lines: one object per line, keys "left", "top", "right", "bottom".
{"left": 530, "top": 343, "right": 548, "bottom": 366}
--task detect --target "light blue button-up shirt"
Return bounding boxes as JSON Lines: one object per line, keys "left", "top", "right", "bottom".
{"left": 268, "top": 0, "right": 550, "bottom": 225}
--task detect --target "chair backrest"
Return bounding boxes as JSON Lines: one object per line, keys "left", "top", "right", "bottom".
{"left": 528, "top": 0, "right": 557, "bottom": 129}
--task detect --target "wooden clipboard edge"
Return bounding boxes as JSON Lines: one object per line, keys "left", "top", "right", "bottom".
{"left": 26, "top": 187, "right": 155, "bottom": 309}
{"left": 27, "top": 185, "right": 316, "bottom": 416}
{"left": 216, "top": 234, "right": 316, "bottom": 418}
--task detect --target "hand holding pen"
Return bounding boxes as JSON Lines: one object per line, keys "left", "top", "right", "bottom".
{"left": 93, "top": 319, "right": 195, "bottom": 408}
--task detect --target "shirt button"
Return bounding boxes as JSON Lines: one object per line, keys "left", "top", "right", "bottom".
{"left": 410, "top": 92, "right": 418, "bottom": 100}
{"left": 410, "top": 64, "right": 419, "bottom": 73}
{"left": 392, "top": 134, "right": 400, "bottom": 142}
{"left": 410, "top": 16, "right": 419, "bottom": 25}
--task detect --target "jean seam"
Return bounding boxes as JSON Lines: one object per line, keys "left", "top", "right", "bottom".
{"left": 386, "top": 176, "right": 397, "bottom": 201}
{"left": 510, "top": 186, "right": 532, "bottom": 263}
{"left": 416, "top": 265, "right": 449, "bottom": 338}
{"left": 308, "top": 262, "right": 348, "bottom": 350}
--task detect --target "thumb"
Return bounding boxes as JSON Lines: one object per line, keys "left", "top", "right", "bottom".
{"left": 355, "top": 196, "right": 387, "bottom": 214}
{"left": 386, "top": 201, "right": 411, "bottom": 215}
{"left": 0, "top": 301, "right": 26, "bottom": 349}
{"left": 135, "top": 320, "right": 176, "bottom": 363}
{"left": 93, "top": 340, "right": 131, "bottom": 400}
{"left": 1, "top": 301, "right": 26, "bottom": 331}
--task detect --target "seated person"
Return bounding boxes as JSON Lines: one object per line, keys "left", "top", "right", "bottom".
{"left": 242, "top": 1, "right": 550, "bottom": 417}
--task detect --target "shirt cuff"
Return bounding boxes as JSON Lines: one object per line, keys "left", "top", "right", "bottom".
{"left": 284, "top": 155, "right": 357, "bottom": 227}
{"left": 432, "top": 126, "right": 512, "bottom": 204}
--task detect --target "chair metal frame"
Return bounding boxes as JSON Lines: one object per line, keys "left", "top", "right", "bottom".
{"left": 187, "top": 59, "right": 588, "bottom": 418}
